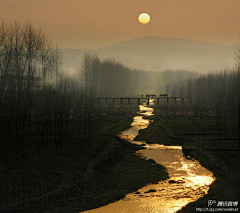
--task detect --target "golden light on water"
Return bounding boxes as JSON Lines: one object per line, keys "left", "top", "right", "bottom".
{"left": 138, "top": 13, "right": 150, "bottom": 24}
{"left": 82, "top": 100, "right": 215, "bottom": 213}
{"left": 83, "top": 150, "right": 215, "bottom": 213}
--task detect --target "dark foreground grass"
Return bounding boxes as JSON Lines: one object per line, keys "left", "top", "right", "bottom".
{"left": 178, "top": 150, "right": 240, "bottom": 213}
{"left": 0, "top": 113, "right": 169, "bottom": 213}
{"left": 135, "top": 113, "right": 240, "bottom": 213}
{"left": 82, "top": 138, "right": 169, "bottom": 211}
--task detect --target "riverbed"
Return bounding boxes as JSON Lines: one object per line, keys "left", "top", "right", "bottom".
{"left": 82, "top": 99, "right": 215, "bottom": 213}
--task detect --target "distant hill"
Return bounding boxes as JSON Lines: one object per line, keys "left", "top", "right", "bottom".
{"left": 62, "top": 36, "right": 236, "bottom": 74}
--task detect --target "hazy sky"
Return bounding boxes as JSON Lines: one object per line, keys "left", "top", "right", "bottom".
{"left": 1, "top": 0, "right": 240, "bottom": 49}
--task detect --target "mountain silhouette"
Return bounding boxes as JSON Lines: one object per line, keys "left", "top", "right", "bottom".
{"left": 62, "top": 36, "right": 236, "bottom": 74}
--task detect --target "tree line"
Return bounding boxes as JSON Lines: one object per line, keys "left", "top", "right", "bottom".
{"left": 0, "top": 21, "right": 101, "bottom": 169}
{"left": 81, "top": 53, "right": 197, "bottom": 97}
{"left": 166, "top": 52, "right": 240, "bottom": 150}
{"left": 167, "top": 69, "right": 239, "bottom": 118}
{"left": 1, "top": 19, "right": 239, "bottom": 168}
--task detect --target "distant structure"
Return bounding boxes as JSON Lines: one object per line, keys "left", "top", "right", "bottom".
{"left": 144, "top": 94, "right": 156, "bottom": 98}
{"left": 160, "top": 94, "right": 168, "bottom": 98}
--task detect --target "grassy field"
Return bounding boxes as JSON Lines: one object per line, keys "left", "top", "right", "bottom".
{"left": 135, "top": 108, "right": 240, "bottom": 212}
{"left": 0, "top": 111, "right": 169, "bottom": 213}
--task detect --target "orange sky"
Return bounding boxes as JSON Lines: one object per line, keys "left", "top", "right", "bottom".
{"left": 1, "top": 0, "right": 240, "bottom": 49}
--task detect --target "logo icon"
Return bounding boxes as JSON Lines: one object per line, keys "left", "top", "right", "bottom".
{"left": 208, "top": 200, "right": 216, "bottom": 206}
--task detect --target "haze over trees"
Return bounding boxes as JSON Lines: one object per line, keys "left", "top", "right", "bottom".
{"left": 1, "top": 20, "right": 239, "bottom": 165}
{"left": 0, "top": 20, "right": 145, "bottom": 211}
{"left": 0, "top": 21, "right": 101, "bottom": 169}
{"left": 62, "top": 36, "right": 235, "bottom": 73}
{"left": 0, "top": 19, "right": 239, "bottom": 212}
{"left": 80, "top": 53, "right": 197, "bottom": 97}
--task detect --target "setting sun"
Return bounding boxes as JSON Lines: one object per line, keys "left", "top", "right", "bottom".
{"left": 1, "top": 1, "right": 239, "bottom": 212}
{"left": 138, "top": 13, "right": 150, "bottom": 24}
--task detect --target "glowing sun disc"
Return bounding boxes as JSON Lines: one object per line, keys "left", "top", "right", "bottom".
{"left": 138, "top": 13, "right": 150, "bottom": 24}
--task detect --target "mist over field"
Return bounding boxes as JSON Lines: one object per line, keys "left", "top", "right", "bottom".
{"left": 62, "top": 36, "right": 236, "bottom": 74}
{"left": 0, "top": 20, "right": 239, "bottom": 213}
{"left": 1, "top": 0, "right": 240, "bottom": 211}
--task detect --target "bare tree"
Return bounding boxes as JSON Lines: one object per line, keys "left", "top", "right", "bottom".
{"left": 0, "top": 20, "right": 64, "bottom": 166}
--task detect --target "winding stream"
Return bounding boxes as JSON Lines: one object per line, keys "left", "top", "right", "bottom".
{"left": 83, "top": 99, "right": 215, "bottom": 213}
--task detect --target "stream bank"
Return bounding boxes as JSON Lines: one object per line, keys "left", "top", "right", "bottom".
{"left": 1, "top": 114, "right": 169, "bottom": 213}
{"left": 135, "top": 112, "right": 240, "bottom": 212}
{"left": 83, "top": 100, "right": 215, "bottom": 213}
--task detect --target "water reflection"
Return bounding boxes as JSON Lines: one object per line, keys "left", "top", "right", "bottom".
{"left": 139, "top": 100, "right": 154, "bottom": 116}
{"left": 120, "top": 115, "right": 151, "bottom": 143}
{"left": 119, "top": 100, "right": 154, "bottom": 143}
{"left": 82, "top": 99, "right": 215, "bottom": 213}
